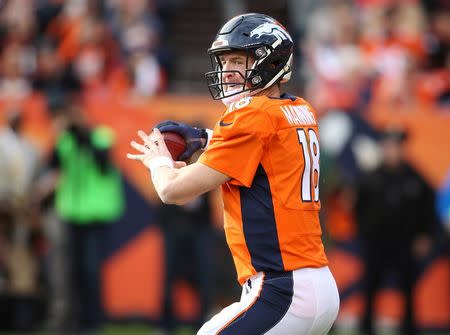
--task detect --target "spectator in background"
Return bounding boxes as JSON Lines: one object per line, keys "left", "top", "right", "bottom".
{"left": 0, "top": 111, "right": 44, "bottom": 332}
{"left": 0, "top": 46, "right": 33, "bottom": 103}
{"left": 51, "top": 107, "right": 124, "bottom": 334}
{"left": 355, "top": 126, "right": 438, "bottom": 335}
{"left": 156, "top": 189, "right": 217, "bottom": 334}
{"left": 0, "top": 111, "right": 40, "bottom": 215}
{"left": 418, "top": 6, "right": 450, "bottom": 107}
{"left": 72, "top": 19, "right": 109, "bottom": 91}
{"left": 104, "top": 0, "right": 162, "bottom": 53}
{"left": 32, "top": 40, "right": 80, "bottom": 112}
{"left": 303, "top": 0, "right": 372, "bottom": 113}
{"left": 104, "top": 0, "right": 166, "bottom": 80}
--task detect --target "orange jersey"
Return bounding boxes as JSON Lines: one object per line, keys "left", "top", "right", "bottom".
{"left": 199, "top": 94, "right": 328, "bottom": 285}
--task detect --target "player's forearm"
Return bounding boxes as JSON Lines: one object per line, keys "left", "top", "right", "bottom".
{"left": 152, "top": 162, "right": 229, "bottom": 205}
{"left": 152, "top": 167, "right": 188, "bottom": 204}
{"left": 152, "top": 165, "right": 206, "bottom": 205}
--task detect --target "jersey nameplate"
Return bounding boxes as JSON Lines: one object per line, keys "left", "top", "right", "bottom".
{"left": 281, "top": 105, "right": 316, "bottom": 125}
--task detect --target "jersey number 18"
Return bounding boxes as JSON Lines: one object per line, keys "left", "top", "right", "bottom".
{"left": 297, "top": 128, "right": 320, "bottom": 202}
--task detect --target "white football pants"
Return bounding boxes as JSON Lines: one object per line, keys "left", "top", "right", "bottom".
{"left": 198, "top": 266, "right": 339, "bottom": 335}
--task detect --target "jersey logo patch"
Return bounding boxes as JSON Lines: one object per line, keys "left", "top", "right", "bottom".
{"left": 227, "top": 97, "right": 252, "bottom": 113}
{"left": 219, "top": 120, "right": 234, "bottom": 126}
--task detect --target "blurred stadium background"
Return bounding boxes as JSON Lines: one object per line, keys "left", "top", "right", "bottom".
{"left": 0, "top": 0, "right": 448, "bottom": 334}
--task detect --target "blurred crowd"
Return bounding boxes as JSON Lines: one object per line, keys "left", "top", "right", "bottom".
{"left": 0, "top": 0, "right": 169, "bottom": 333}
{"left": 0, "top": 0, "right": 448, "bottom": 334}
{"left": 298, "top": 0, "right": 449, "bottom": 112}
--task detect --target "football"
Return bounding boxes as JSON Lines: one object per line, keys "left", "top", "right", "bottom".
{"left": 162, "top": 131, "right": 186, "bottom": 161}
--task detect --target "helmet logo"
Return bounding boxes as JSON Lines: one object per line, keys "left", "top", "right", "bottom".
{"left": 250, "top": 23, "right": 292, "bottom": 42}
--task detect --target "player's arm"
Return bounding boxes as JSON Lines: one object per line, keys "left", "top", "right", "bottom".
{"left": 127, "top": 128, "right": 230, "bottom": 205}
{"left": 152, "top": 162, "right": 229, "bottom": 205}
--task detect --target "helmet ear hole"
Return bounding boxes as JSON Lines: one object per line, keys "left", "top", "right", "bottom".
{"left": 271, "top": 60, "right": 282, "bottom": 68}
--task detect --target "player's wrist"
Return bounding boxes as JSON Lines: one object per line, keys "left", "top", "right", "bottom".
{"left": 201, "top": 128, "right": 213, "bottom": 149}
{"left": 149, "top": 156, "right": 174, "bottom": 178}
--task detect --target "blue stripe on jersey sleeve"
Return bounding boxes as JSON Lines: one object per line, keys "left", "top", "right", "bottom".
{"left": 240, "top": 164, "right": 284, "bottom": 272}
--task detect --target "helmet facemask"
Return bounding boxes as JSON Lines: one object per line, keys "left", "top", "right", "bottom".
{"left": 205, "top": 48, "right": 263, "bottom": 101}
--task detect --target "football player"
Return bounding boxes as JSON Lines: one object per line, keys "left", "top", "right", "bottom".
{"left": 128, "top": 13, "right": 339, "bottom": 335}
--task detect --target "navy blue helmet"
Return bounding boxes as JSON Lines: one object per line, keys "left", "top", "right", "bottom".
{"left": 205, "top": 13, "right": 294, "bottom": 100}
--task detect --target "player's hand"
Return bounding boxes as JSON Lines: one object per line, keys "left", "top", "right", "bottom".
{"left": 127, "top": 128, "right": 186, "bottom": 169}
{"left": 155, "top": 120, "right": 207, "bottom": 161}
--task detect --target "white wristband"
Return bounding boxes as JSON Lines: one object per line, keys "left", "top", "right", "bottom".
{"left": 203, "top": 128, "right": 213, "bottom": 150}
{"left": 149, "top": 156, "right": 174, "bottom": 176}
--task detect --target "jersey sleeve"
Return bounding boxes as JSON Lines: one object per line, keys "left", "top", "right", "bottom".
{"left": 199, "top": 103, "right": 272, "bottom": 188}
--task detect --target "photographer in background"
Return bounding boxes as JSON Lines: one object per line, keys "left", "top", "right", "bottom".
{"left": 51, "top": 106, "right": 124, "bottom": 334}
{"left": 355, "top": 127, "right": 438, "bottom": 335}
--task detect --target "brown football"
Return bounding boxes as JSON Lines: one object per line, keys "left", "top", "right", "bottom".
{"left": 162, "top": 132, "right": 186, "bottom": 161}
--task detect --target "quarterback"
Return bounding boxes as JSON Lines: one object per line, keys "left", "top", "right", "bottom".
{"left": 128, "top": 13, "right": 339, "bottom": 335}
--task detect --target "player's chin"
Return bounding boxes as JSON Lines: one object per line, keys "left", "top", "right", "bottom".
{"left": 223, "top": 85, "right": 242, "bottom": 94}
{"left": 221, "top": 89, "right": 248, "bottom": 106}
